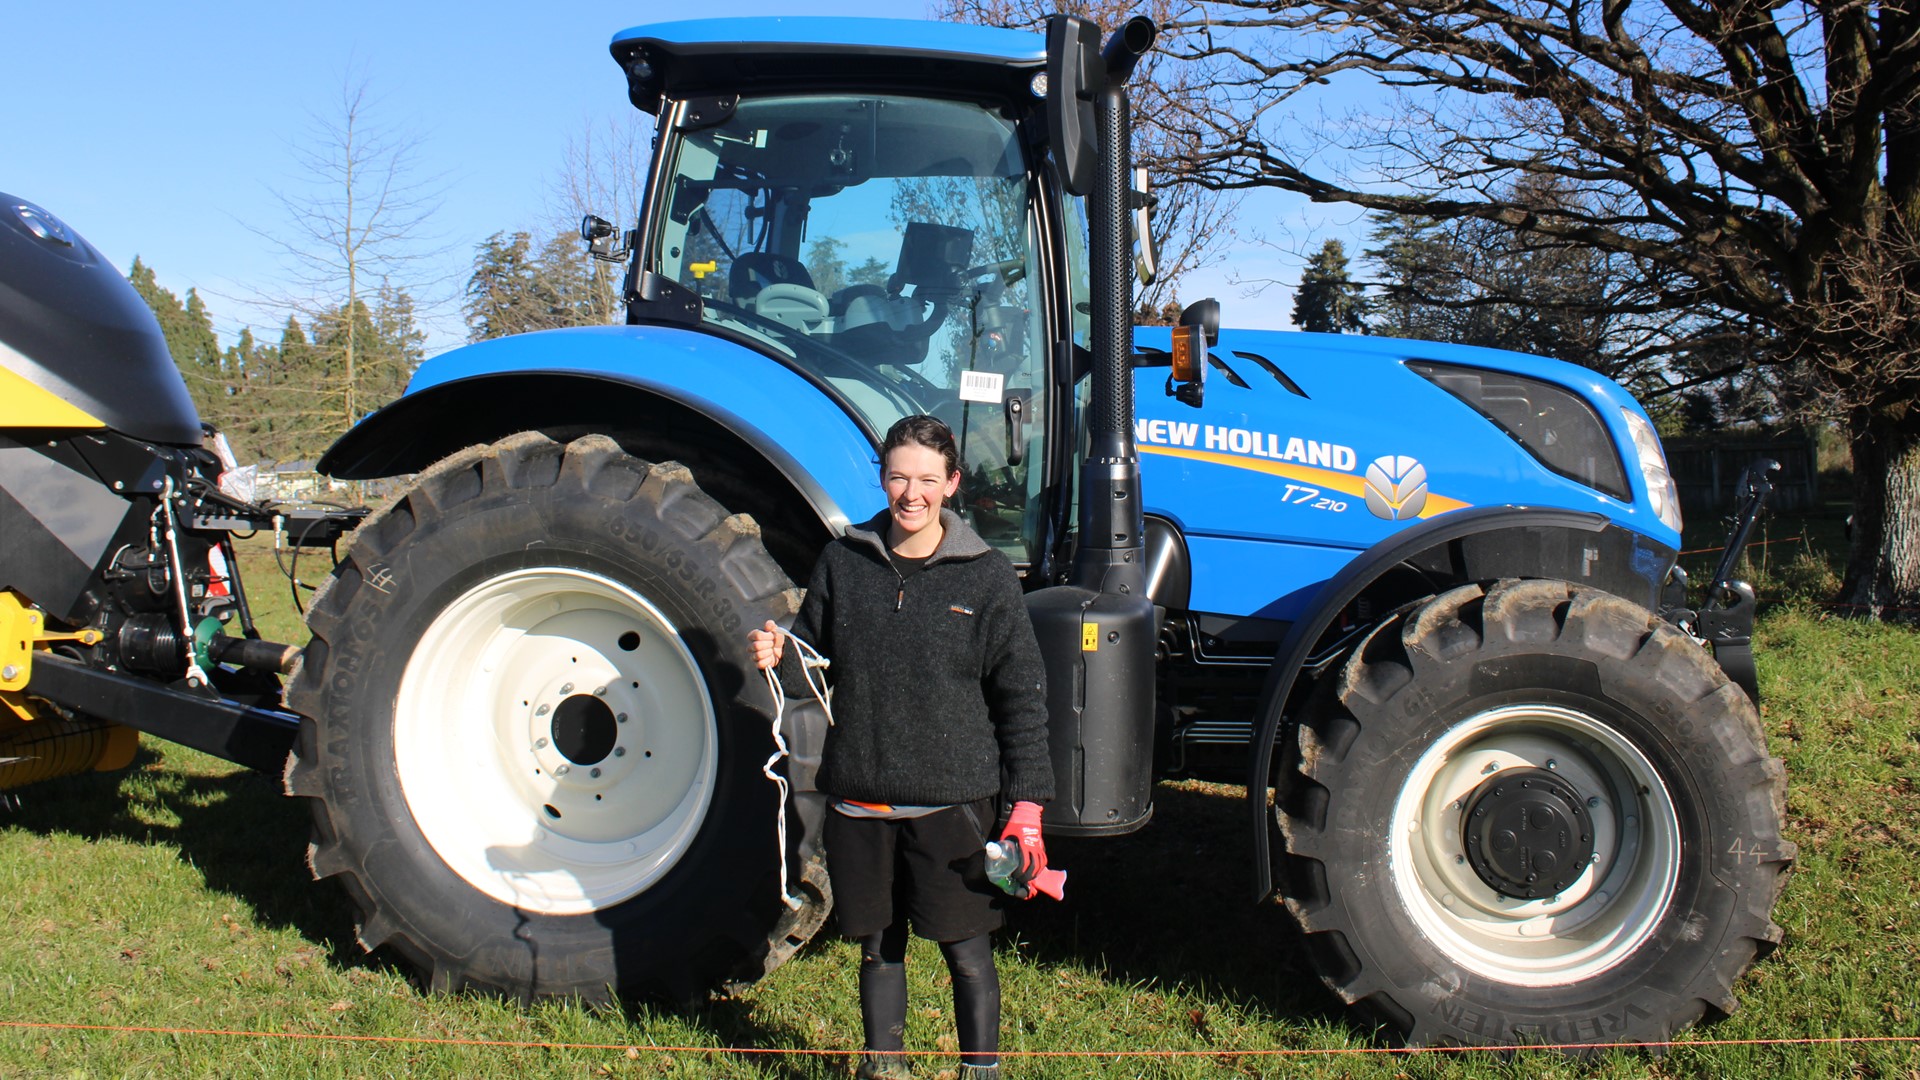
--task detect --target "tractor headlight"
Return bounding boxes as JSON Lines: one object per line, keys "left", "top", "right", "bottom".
{"left": 1620, "top": 408, "right": 1683, "bottom": 533}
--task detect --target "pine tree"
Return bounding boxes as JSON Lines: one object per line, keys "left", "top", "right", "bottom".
{"left": 465, "top": 230, "right": 617, "bottom": 341}
{"left": 465, "top": 231, "right": 542, "bottom": 341}
{"left": 253, "top": 316, "right": 331, "bottom": 466}
{"left": 1291, "top": 240, "right": 1368, "bottom": 334}
{"left": 127, "top": 257, "right": 227, "bottom": 425}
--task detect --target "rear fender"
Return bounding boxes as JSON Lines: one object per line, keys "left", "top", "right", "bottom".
{"left": 1245, "top": 505, "right": 1679, "bottom": 902}
{"left": 319, "top": 326, "right": 883, "bottom": 547}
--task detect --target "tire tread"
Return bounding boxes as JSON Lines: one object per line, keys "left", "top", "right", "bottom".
{"left": 1277, "top": 578, "right": 1794, "bottom": 1053}
{"left": 283, "top": 432, "right": 831, "bottom": 1003}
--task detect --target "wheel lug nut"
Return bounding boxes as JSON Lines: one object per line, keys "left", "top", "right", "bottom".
{"left": 616, "top": 713, "right": 628, "bottom": 723}
{"left": 590, "top": 767, "right": 602, "bottom": 778}
{"left": 1546, "top": 758, "right": 1558, "bottom": 769}
{"left": 535, "top": 704, "right": 550, "bottom": 716}
{"left": 555, "top": 764, "right": 570, "bottom": 776}
{"left": 560, "top": 682, "right": 574, "bottom": 694}
{"left": 614, "top": 747, "right": 626, "bottom": 757}
{"left": 1588, "top": 796, "right": 1601, "bottom": 808}
{"left": 594, "top": 686, "right": 607, "bottom": 696}
{"left": 535, "top": 738, "right": 549, "bottom": 749}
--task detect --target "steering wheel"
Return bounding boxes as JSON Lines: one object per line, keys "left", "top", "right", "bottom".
{"left": 702, "top": 296, "right": 942, "bottom": 410}
{"left": 752, "top": 283, "right": 830, "bottom": 331}
{"left": 962, "top": 256, "right": 1026, "bottom": 288}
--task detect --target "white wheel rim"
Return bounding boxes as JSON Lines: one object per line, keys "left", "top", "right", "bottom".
{"left": 394, "top": 567, "right": 717, "bottom": 915}
{"left": 1389, "top": 704, "right": 1681, "bottom": 985}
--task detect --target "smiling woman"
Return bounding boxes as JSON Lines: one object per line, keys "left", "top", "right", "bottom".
{"left": 748, "top": 413, "right": 1055, "bottom": 1079}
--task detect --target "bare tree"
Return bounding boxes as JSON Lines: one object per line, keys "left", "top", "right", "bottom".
{"left": 938, "top": 0, "right": 1242, "bottom": 312}
{"left": 251, "top": 75, "right": 446, "bottom": 437}
{"left": 543, "top": 114, "right": 657, "bottom": 327}
{"left": 1168, "top": 0, "right": 1920, "bottom": 615}
{"left": 1361, "top": 174, "right": 1767, "bottom": 413}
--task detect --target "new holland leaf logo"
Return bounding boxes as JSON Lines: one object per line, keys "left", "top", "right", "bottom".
{"left": 1364, "top": 455, "right": 1428, "bottom": 520}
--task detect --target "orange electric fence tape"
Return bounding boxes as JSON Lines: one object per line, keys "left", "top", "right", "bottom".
{"left": 0, "top": 1021, "right": 1915, "bottom": 1060}
{"left": 1674, "top": 534, "right": 1920, "bottom": 612}
{"left": 1678, "top": 534, "right": 1806, "bottom": 556}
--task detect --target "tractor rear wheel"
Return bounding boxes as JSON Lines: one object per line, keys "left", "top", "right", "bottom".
{"left": 1277, "top": 579, "right": 1793, "bottom": 1050}
{"left": 284, "top": 432, "right": 830, "bottom": 1002}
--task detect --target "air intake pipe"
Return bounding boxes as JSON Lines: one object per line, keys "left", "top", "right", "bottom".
{"left": 1027, "top": 15, "right": 1159, "bottom": 837}
{"left": 1076, "top": 14, "right": 1157, "bottom": 594}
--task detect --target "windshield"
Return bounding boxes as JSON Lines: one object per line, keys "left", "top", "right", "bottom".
{"left": 650, "top": 93, "right": 1048, "bottom": 558}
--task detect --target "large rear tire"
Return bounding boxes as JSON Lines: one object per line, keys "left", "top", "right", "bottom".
{"left": 1277, "top": 579, "right": 1793, "bottom": 1049}
{"left": 284, "top": 432, "right": 830, "bottom": 1002}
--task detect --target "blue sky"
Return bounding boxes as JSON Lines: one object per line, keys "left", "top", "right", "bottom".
{"left": 5, "top": 2, "right": 1323, "bottom": 354}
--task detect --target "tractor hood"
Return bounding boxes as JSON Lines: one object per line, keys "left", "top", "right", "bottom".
{"left": 1131, "top": 325, "right": 1675, "bottom": 571}
{"left": 0, "top": 193, "right": 201, "bottom": 446}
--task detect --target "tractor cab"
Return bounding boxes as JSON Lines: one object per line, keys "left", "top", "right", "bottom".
{"left": 605, "top": 18, "right": 1089, "bottom": 561}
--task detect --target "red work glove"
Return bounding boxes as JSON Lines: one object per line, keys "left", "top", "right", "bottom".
{"left": 998, "top": 801, "right": 1066, "bottom": 900}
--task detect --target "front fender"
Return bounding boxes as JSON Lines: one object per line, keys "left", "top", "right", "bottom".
{"left": 319, "top": 325, "right": 883, "bottom": 533}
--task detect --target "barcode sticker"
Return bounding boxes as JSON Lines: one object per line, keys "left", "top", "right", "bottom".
{"left": 958, "top": 370, "right": 1005, "bottom": 404}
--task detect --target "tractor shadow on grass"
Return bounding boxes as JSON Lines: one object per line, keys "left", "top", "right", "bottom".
{"left": 0, "top": 744, "right": 398, "bottom": 979}
{"left": 0, "top": 749, "right": 1359, "bottom": 1064}
{"left": 1002, "top": 780, "right": 1352, "bottom": 1036}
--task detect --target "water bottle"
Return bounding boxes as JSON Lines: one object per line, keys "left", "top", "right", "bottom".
{"left": 983, "top": 840, "right": 1023, "bottom": 896}
{"left": 983, "top": 840, "right": 1066, "bottom": 899}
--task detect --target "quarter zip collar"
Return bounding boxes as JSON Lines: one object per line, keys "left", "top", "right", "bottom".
{"left": 844, "top": 509, "right": 991, "bottom": 611}
{"left": 843, "top": 508, "right": 991, "bottom": 567}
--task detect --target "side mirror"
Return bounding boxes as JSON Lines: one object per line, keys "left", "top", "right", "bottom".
{"left": 580, "top": 214, "right": 630, "bottom": 263}
{"left": 1168, "top": 298, "right": 1220, "bottom": 409}
{"left": 1132, "top": 166, "right": 1158, "bottom": 286}
{"left": 1045, "top": 16, "right": 1103, "bottom": 198}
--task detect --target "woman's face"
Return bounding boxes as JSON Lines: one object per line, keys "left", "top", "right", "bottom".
{"left": 883, "top": 442, "right": 959, "bottom": 540}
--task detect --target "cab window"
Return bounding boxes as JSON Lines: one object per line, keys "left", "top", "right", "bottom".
{"left": 651, "top": 94, "right": 1047, "bottom": 560}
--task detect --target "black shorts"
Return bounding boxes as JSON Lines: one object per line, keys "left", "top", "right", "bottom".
{"left": 825, "top": 797, "right": 1005, "bottom": 942}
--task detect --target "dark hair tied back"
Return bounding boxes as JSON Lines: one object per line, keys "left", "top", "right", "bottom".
{"left": 880, "top": 414, "right": 960, "bottom": 479}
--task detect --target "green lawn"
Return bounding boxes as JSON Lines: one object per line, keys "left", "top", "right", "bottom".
{"left": 1, "top": 535, "right": 1916, "bottom": 1077}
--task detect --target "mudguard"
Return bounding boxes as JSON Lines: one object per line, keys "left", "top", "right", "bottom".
{"left": 1243, "top": 504, "right": 1684, "bottom": 902}
{"left": 320, "top": 324, "right": 884, "bottom": 533}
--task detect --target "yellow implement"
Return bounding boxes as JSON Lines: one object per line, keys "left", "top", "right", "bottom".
{"left": 1, "top": 590, "right": 105, "bottom": 717}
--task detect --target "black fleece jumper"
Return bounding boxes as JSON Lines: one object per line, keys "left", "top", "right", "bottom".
{"left": 776, "top": 509, "right": 1053, "bottom": 809}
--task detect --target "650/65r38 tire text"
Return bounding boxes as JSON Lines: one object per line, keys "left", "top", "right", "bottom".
{"left": 284, "top": 432, "right": 830, "bottom": 1003}
{"left": 1277, "top": 579, "right": 1794, "bottom": 1050}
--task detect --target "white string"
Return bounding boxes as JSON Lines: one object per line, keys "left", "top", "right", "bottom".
{"left": 761, "top": 626, "right": 832, "bottom": 910}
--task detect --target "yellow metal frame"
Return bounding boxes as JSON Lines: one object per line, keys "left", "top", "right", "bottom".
{"left": 1, "top": 591, "right": 105, "bottom": 721}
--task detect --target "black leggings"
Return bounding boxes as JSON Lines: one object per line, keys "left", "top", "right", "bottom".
{"left": 859, "top": 925, "right": 1000, "bottom": 1067}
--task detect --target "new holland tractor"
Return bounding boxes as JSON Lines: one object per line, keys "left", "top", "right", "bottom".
{"left": 0, "top": 12, "right": 1792, "bottom": 1052}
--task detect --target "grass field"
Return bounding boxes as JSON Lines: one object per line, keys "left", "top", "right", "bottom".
{"left": 1, "top": 524, "right": 1916, "bottom": 1078}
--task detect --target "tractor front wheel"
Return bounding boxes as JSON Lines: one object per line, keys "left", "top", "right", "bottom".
{"left": 1277, "top": 579, "right": 1793, "bottom": 1049}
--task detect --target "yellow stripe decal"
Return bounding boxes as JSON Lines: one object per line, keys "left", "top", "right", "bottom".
{"left": 0, "top": 364, "right": 104, "bottom": 429}
{"left": 1139, "top": 444, "right": 1471, "bottom": 520}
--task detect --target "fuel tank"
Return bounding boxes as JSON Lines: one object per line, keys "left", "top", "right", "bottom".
{"left": 0, "top": 192, "right": 201, "bottom": 446}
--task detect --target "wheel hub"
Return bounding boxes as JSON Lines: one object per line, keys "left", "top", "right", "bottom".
{"left": 1460, "top": 767, "right": 1594, "bottom": 899}
{"left": 552, "top": 693, "right": 619, "bottom": 765}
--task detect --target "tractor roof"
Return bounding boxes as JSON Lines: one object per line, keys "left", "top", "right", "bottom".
{"left": 610, "top": 17, "right": 1047, "bottom": 112}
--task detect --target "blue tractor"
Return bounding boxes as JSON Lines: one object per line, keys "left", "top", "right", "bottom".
{"left": 0, "top": 11, "right": 1791, "bottom": 1054}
